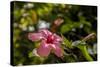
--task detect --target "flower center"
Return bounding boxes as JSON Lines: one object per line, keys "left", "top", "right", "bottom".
{"left": 47, "top": 35, "right": 54, "bottom": 43}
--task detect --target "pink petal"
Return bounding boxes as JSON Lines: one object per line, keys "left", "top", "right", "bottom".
{"left": 38, "top": 29, "right": 52, "bottom": 38}
{"left": 51, "top": 44, "right": 63, "bottom": 57}
{"left": 53, "top": 34, "right": 62, "bottom": 42}
{"left": 52, "top": 34, "right": 62, "bottom": 46}
{"left": 37, "top": 40, "right": 51, "bottom": 57}
{"left": 28, "top": 33, "right": 44, "bottom": 41}
{"left": 53, "top": 41, "right": 61, "bottom": 47}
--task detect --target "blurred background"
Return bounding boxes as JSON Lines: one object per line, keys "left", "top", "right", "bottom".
{"left": 11, "top": 1, "right": 97, "bottom": 66}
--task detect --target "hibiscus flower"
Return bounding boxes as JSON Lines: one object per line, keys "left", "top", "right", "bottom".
{"left": 28, "top": 29, "right": 63, "bottom": 57}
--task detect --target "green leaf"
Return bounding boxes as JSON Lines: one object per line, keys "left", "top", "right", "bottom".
{"left": 61, "top": 34, "right": 72, "bottom": 48}
{"left": 72, "top": 40, "right": 93, "bottom": 61}
{"left": 28, "top": 52, "right": 33, "bottom": 58}
{"left": 77, "top": 45, "right": 93, "bottom": 61}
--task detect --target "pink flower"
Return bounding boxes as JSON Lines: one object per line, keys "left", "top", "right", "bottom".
{"left": 28, "top": 29, "right": 63, "bottom": 57}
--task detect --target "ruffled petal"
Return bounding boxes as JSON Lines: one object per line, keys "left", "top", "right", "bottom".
{"left": 38, "top": 29, "right": 52, "bottom": 38}
{"left": 28, "top": 33, "right": 44, "bottom": 41}
{"left": 52, "top": 34, "right": 62, "bottom": 46}
{"left": 53, "top": 41, "right": 61, "bottom": 47}
{"left": 51, "top": 44, "right": 63, "bottom": 57}
{"left": 53, "top": 34, "right": 62, "bottom": 42}
{"left": 37, "top": 40, "right": 51, "bottom": 57}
